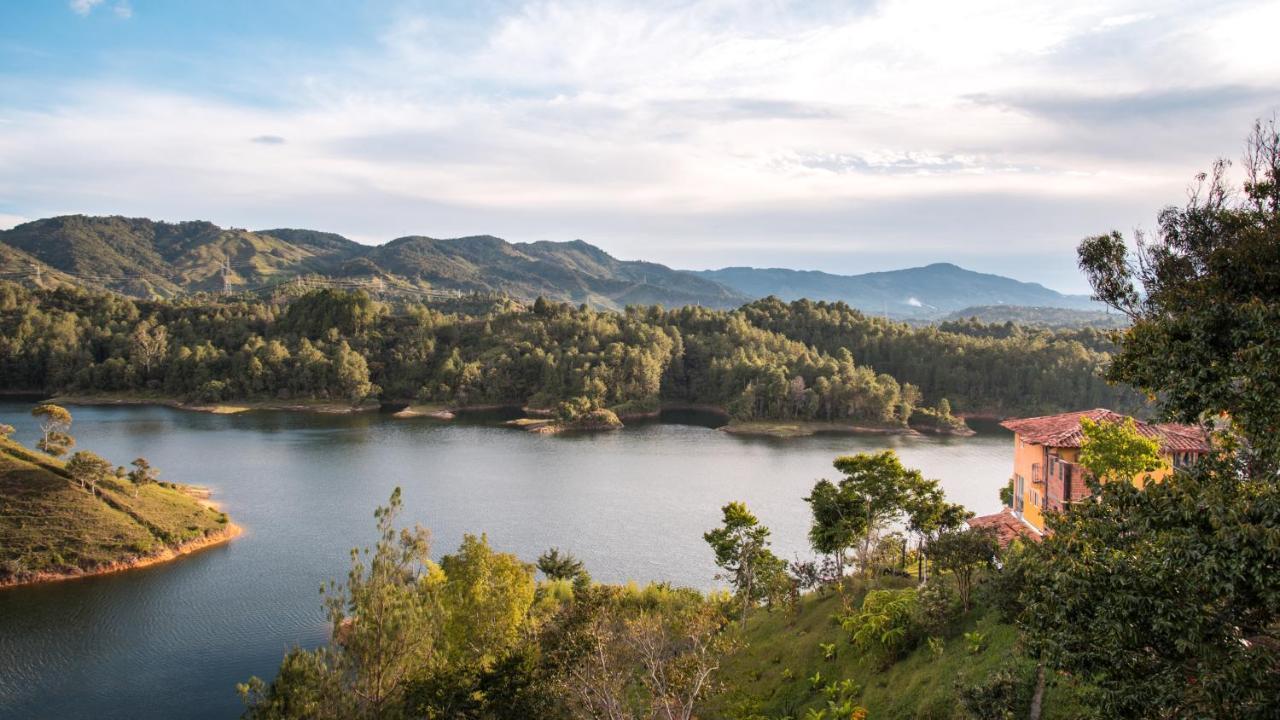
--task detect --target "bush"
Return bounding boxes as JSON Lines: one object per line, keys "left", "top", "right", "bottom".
{"left": 956, "top": 661, "right": 1036, "bottom": 720}
{"left": 915, "top": 581, "right": 961, "bottom": 637}
{"left": 842, "top": 588, "right": 919, "bottom": 665}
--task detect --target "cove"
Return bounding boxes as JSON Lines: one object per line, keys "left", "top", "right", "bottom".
{"left": 0, "top": 402, "right": 1011, "bottom": 720}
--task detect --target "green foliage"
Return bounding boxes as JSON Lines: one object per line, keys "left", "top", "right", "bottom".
{"left": 127, "top": 457, "right": 159, "bottom": 486}
{"left": 1077, "top": 118, "right": 1280, "bottom": 470}
{"left": 806, "top": 451, "right": 960, "bottom": 580}
{"left": 740, "top": 296, "right": 1137, "bottom": 416}
{"left": 1077, "top": 416, "right": 1163, "bottom": 489}
{"left": 915, "top": 581, "right": 961, "bottom": 638}
{"left": 963, "top": 631, "right": 986, "bottom": 654}
{"left": 705, "top": 501, "right": 787, "bottom": 626}
{"left": 998, "top": 479, "right": 1013, "bottom": 508}
{"left": 956, "top": 660, "right": 1036, "bottom": 720}
{"left": 1018, "top": 455, "right": 1280, "bottom": 718}
{"left": 842, "top": 588, "right": 920, "bottom": 665}
{"left": 536, "top": 547, "right": 591, "bottom": 590}
{"left": 1018, "top": 119, "right": 1280, "bottom": 719}
{"left": 439, "top": 533, "right": 537, "bottom": 668}
{"left": 0, "top": 273, "right": 1124, "bottom": 423}
{"left": 64, "top": 450, "right": 111, "bottom": 495}
{"left": 926, "top": 528, "right": 998, "bottom": 611}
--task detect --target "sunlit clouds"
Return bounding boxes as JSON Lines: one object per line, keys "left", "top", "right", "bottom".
{"left": 2, "top": 0, "right": 1277, "bottom": 291}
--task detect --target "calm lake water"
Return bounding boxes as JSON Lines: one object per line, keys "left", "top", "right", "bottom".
{"left": 0, "top": 402, "right": 1012, "bottom": 719}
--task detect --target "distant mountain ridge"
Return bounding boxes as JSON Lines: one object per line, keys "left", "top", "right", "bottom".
{"left": 692, "top": 264, "right": 1100, "bottom": 318}
{"left": 1, "top": 214, "right": 1101, "bottom": 318}
{"left": 0, "top": 215, "right": 747, "bottom": 310}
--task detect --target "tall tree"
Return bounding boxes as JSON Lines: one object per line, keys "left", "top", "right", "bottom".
{"left": 1012, "top": 120, "right": 1280, "bottom": 719}
{"left": 704, "top": 501, "right": 782, "bottom": 626}
{"left": 31, "top": 403, "right": 73, "bottom": 457}
{"left": 240, "top": 488, "right": 442, "bottom": 720}
{"left": 1078, "top": 118, "right": 1280, "bottom": 472}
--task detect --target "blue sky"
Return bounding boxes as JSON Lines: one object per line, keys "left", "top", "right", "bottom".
{"left": 1, "top": 0, "right": 1277, "bottom": 293}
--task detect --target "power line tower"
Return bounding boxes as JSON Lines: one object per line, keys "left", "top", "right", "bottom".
{"left": 220, "top": 258, "right": 232, "bottom": 295}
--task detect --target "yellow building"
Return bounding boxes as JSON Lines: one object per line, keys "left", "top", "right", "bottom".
{"left": 1000, "top": 408, "right": 1209, "bottom": 534}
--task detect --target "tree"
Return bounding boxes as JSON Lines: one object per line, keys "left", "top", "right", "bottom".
{"left": 903, "top": 476, "right": 970, "bottom": 582}
{"left": 546, "top": 585, "right": 730, "bottom": 720}
{"left": 1014, "top": 120, "right": 1280, "bottom": 718}
{"left": 537, "top": 547, "right": 591, "bottom": 590}
{"left": 1020, "top": 455, "right": 1280, "bottom": 718}
{"left": 809, "top": 451, "right": 944, "bottom": 579}
{"left": 127, "top": 457, "right": 159, "bottom": 497}
{"left": 0, "top": 423, "right": 14, "bottom": 440}
{"left": 65, "top": 450, "right": 111, "bottom": 495}
{"left": 804, "top": 479, "right": 861, "bottom": 579}
{"left": 1077, "top": 416, "right": 1163, "bottom": 491}
{"left": 438, "top": 533, "right": 536, "bottom": 668}
{"left": 925, "top": 527, "right": 998, "bottom": 611}
{"left": 240, "top": 488, "right": 442, "bottom": 720}
{"left": 1077, "top": 118, "right": 1280, "bottom": 473}
{"left": 31, "top": 403, "right": 73, "bottom": 457}
{"left": 704, "top": 501, "right": 781, "bottom": 626}
{"left": 129, "top": 318, "right": 169, "bottom": 378}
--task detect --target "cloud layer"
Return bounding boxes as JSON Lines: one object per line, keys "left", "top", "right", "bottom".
{"left": 4, "top": 0, "right": 1279, "bottom": 291}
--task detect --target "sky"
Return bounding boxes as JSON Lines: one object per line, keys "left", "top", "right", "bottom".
{"left": 0, "top": 1, "right": 1277, "bottom": 293}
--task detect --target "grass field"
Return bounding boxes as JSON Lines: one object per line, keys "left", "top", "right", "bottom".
{"left": 0, "top": 438, "right": 231, "bottom": 584}
{"left": 709, "top": 578, "right": 1087, "bottom": 720}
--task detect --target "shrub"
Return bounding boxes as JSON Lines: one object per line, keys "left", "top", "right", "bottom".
{"left": 956, "top": 661, "right": 1036, "bottom": 719}
{"left": 842, "top": 588, "right": 919, "bottom": 664}
{"left": 915, "top": 581, "right": 961, "bottom": 636}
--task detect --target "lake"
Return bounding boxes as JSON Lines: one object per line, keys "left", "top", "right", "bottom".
{"left": 0, "top": 402, "right": 1012, "bottom": 719}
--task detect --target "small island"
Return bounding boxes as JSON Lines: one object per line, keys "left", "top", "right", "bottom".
{"left": 504, "top": 403, "right": 623, "bottom": 434}
{"left": 0, "top": 405, "right": 239, "bottom": 588}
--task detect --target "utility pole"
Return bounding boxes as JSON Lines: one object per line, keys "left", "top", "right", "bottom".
{"left": 220, "top": 258, "right": 232, "bottom": 295}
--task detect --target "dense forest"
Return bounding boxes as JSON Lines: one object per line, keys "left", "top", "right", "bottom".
{"left": 0, "top": 282, "right": 1135, "bottom": 422}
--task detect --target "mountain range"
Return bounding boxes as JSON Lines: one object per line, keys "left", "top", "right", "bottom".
{"left": 0, "top": 215, "right": 1101, "bottom": 318}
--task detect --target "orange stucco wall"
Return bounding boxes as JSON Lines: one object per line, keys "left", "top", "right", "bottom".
{"left": 1011, "top": 432, "right": 1185, "bottom": 531}
{"left": 1012, "top": 433, "right": 1046, "bottom": 531}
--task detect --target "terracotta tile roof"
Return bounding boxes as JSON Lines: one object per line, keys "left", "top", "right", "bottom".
{"left": 1000, "top": 408, "right": 1209, "bottom": 453}
{"left": 967, "top": 508, "right": 1040, "bottom": 546}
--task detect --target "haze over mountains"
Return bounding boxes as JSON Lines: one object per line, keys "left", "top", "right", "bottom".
{"left": 0, "top": 215, "right": 1103, "bottom": 319}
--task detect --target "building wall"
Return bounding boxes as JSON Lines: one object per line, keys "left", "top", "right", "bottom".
{"left": 1012, "top": 433, "right": 1046, "bottom": 531}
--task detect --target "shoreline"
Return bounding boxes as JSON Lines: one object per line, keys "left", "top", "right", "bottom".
{"left": 48, "top": 394, "right": 380, "bottom": 415}
{"left": 0, "top": 522, "right": 243, "bottom": 590}
{"left": 28, "top": 394, "right": 978, "bottom": 439}
{"left": 721, "top": 420, "right": 921, "bottom": 438}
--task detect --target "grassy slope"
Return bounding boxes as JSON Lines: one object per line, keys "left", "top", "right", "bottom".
{"left": 710, "top": 580, "right": 1086, "bottom": 720}
{"left": 0, "top": 439, "right": 229, "bottom": 582}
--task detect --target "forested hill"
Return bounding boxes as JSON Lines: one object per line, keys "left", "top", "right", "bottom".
{"left": 0, "top": 282, "right": 1138, "bottom": 420}
{"left": 0, "top": 215, "right": 747, "bottom": 310}
{"left": 693, "top": 264, "right": 1100, "bottom": 319}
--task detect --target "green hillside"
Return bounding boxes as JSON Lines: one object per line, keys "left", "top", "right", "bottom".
{"left": 0, "top": 438, "right": 233, "bottom": 585}
{"left": 710, "top": 579, "right": 1087, "bottom": 720}
{"left": 0, "top": 215, "right": 748, "bottom": 309}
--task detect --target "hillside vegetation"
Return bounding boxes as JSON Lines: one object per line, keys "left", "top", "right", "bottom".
{"left": 0, "top": 437, "right": 232, "bottom": 585}
{"left": 0, "top": 215, "right": 746, "bottom": 310}
{"left": 0, "top": 281, "right": 1136, "bottom": 421}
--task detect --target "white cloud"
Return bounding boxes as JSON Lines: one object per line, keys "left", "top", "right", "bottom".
{"left": 113, "top": 1, "right": 132, "bottom": 20}
{"left": 69, "top": 0, "right": 104, "bottom": 16}
{"left": 9, "top": 0, "right": 1280, "bottom": 291}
